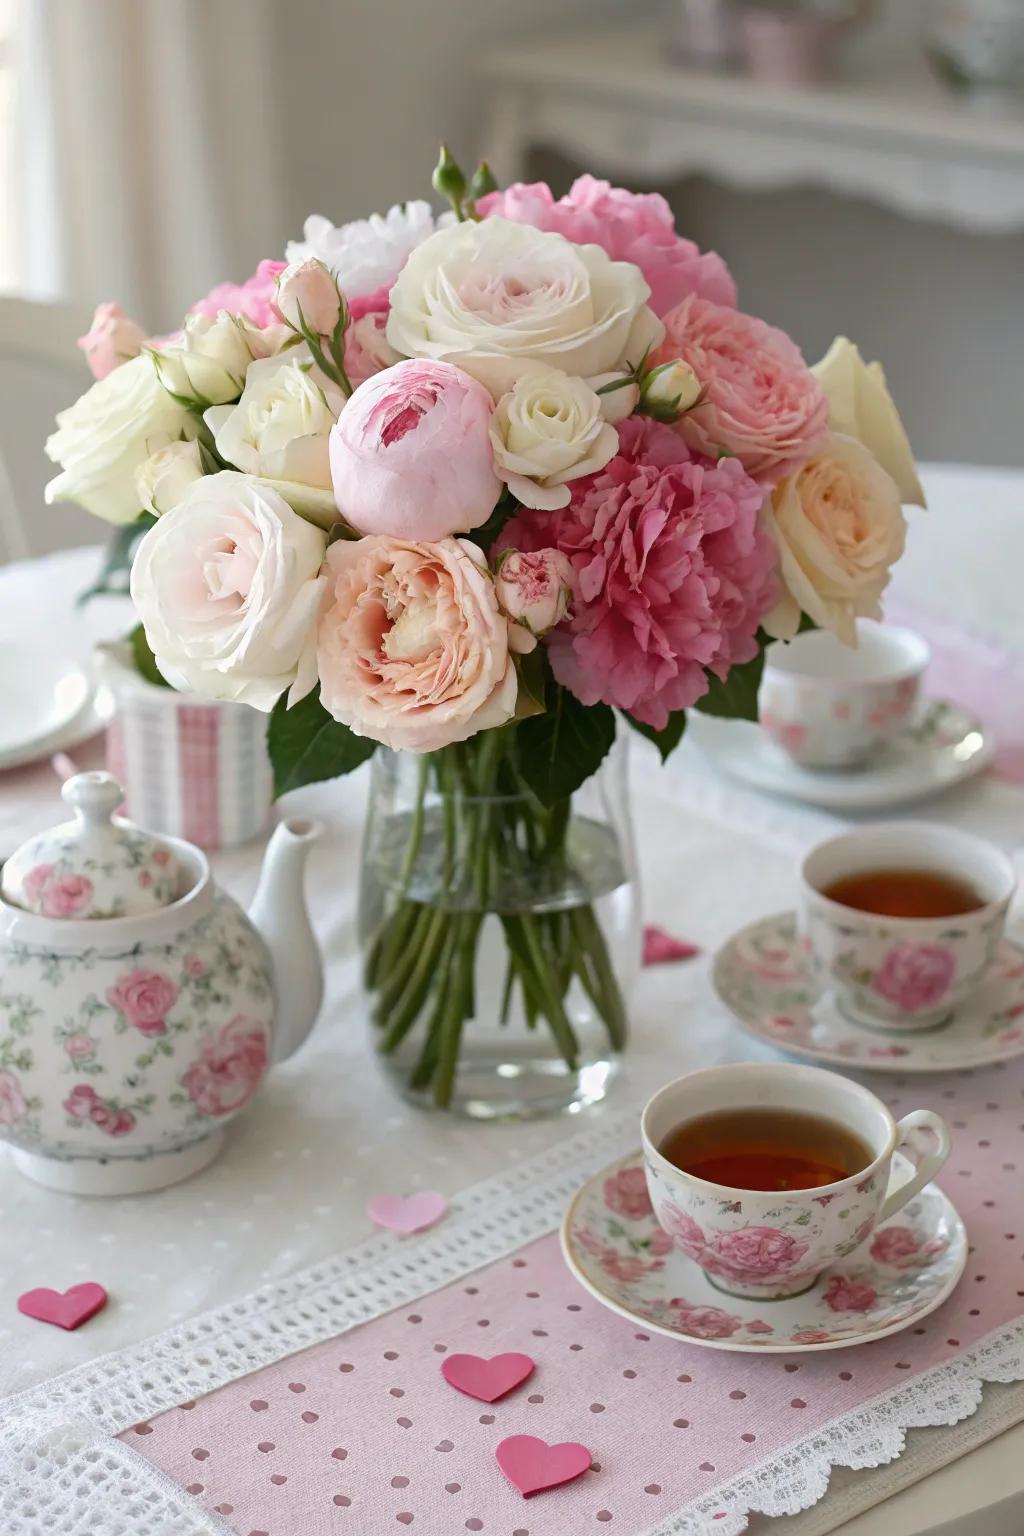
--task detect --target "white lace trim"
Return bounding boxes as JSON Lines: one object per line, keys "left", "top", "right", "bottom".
{"left": 1, "top": 1110, "right": 1021, "bottom": 1535}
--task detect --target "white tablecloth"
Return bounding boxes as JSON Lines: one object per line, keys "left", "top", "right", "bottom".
{"left": 1, "top": 463, "right": 1023, "bottom": 1536}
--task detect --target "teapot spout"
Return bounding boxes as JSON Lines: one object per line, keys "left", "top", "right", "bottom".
{"left": 249, "top": 817, "right": 324, "bottom": 1063}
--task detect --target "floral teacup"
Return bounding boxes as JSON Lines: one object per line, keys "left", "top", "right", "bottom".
{"left": 642, "top": 1062, "right": 951, "bottom": 1300}
{"left": 801, "top": 822, "right": 1016, "bottom": 1031}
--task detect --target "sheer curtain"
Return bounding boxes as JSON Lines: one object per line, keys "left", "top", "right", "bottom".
{"left": 24, "top": 0, "right": 286, "bottom": 326}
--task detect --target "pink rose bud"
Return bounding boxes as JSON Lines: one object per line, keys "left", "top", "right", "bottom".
{"left": 495, "top": 548, "right": 574, "bottom": 638}
{"left": 76, "top": 302, "right": 146, "bottom": 381}
{"left": 275, "top": 257, "right": 343, "bottom": 337}
{"left": 329, "top": 358, "right": 502, "bottom": 540}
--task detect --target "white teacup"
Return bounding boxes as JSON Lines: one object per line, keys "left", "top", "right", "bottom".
{"left": 642, "top": 1062, "right": 951, "bottom": 1300}
{"left": 759, "top": 621, "right": 930, "bottom": 769}
{"left": 801, "top": 822, "right": 1016, "bottom": 1032}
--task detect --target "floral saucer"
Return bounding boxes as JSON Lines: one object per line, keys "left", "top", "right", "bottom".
{"left": 561, "top": 1150, "right": 966, "bottom": 1354}
{"left": 691, "top": 699, "right": 992, "bottom": 811}
{"left": 712, "top": 913, "right": 1024, "bottom": 1074}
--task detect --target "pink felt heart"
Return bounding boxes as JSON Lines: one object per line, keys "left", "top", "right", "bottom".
{"left": 496, "top": 1434, "right": 592, "bottom": 1498}
{"left": 441, "top": 1352, "right": 535, "bottom": 1403}
{"left": 643, "top": 924, "right": 701, "bottom": 965}
{"left": 366, "top": 1190, "right": 449, "bottom": 1234}
{"left": 17, "top": 1282, "right": 107, "bottom": 1331}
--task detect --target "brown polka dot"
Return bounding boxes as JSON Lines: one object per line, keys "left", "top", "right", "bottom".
{"left": 288, "top": 1382, "right": 306, "bottom": 1393}
{"left": 465, "top": 1286, "right": 479, "bottom": 1295}
{"left": 729, "top": 1390, "right": 746, "bottom": 1400}
{"left": 215, "top": 1506, "right": 234, "bottom": 1517}
{"left": 191, "top": 1448, "right": 210, "bottom": 1461}
{"left": 590, "top": 1402, "right": 605, "bottom": 1413}
{"left": 569, "top": 1343, "right": 583, "bottom": 1351}
{"left": 623, "top": 1369, "right": 637, "bottom": 1379}
{"left": 513, "top": 1259, "right": 527, "bottom": 1267}
{"left": 392, "top": 1476, "right": 410, "bottom": 1489}
{"left": 527, "top": 1394, "right": 544, "bottom": 1404}
{"left": 479, "top": 1413, "right": 495, "bottom": 1425}
{"left": 591, "top": 1462, "right": 603, "bottom": 1473}
{"left": 839, "top": 1371, "right": 853, "bottom": 1381}
{"left": 466, "top": 1522, "right": 483, "bottom": 1532}
{"left": 302, "top": 1411, "right": 319, "bottom": 1423}
{"left": 699, "top": 1462, "right": 716, "bottom": 1472}
{"left": 947, "top": 1339, "right": 960, "bottom": 1348}
{"left": 477, "top": 1319, "right": 491, "bottom": 1328}
{"left": 397, "top": 1416, "right": 413, "bottom": 1428}
{"left": 180, "top": 1401, "right": 196, "bottom": 1410}
{"left": 513, "top": 1530, "right": 529, "bottom": 1536}
{"left": 531, "top": 1329, "right": 548, "bottom": 1338}
{"left": 258, "top": 1441, "right": 275, "bottom": 1453}
{"left": 741, "top": 1433, "right": 756, "bottom": 1443}
{"left": 677, "top": 1373, "right": 692, "bottom": 1383}
{"left": 644, "top": 1484, "right": 662, "bottom": 1495}
{"left": 596, "top": 1513, "right": 613, "bottom": 1524}
{"left": 969, "top": 1309, "right": 980, "bottom": 1316}
{"left": 446, "top": 1483, "right": 461, "bottom": 1493}
{"left": 333, "top": 1495, "right": 351, "bottom": 1507}
{"left": 635, "top": 1332, "right": 650, "bottom": 1341}
{"left": 435, "top": 1440, "right": 454, "bottom": 1452}
{"left": 390, "top": 1388, "right": 405, "bottom": 1398}
{"left": 338, "top": 1364, "right": 355, "bottom": 1374}
{"left": 434, "top": 1344, "right": 448, "bottom": 1353}
{"left": 186, "top": 1484, "right": 204, "bottom": 1496}
{"left": 251, "top": 1398, "right": 269, "bottom": 1410}
{"left": 783, "top": 1364, "right": 799, "bottom": 1373}
{"left": 249, "top": 1530, "right": 270, "bottom": 1536}
{"left": 567, "top": 1303, "right": 582, "bottom": 1311}
{"left": 332, "top": 1447, "right": 348, "bottom": 1460}
{"left": 133, "top": 1423, "right": 153, "bottom": 1435}
{"left": 408, "top": 1314, "right": 422, "bottom": 1324}
{"left": 791, "top": 1398, "right": 807, "bottom": 1409}
{"left": 673, "top": 1418, "right": 689, "bottom": 1428}
{"left": 384, "top": 1350, "right": 399, "bottom": 1361}
{"left": 270, "top": 1474, "right": 287, "bottom": 1485}
{"left": 397, "top": 1516, "right": 414, "bottom": 1527}
{"left": 526, "top": 1291, "right": 540, "bottom": 1299}
{"left": 895, "top": 1362, "right": 911, "bottom": 1370}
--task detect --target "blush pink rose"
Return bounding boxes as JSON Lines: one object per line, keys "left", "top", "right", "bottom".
{"left": 824, "top": 1274, "right": 878, "bottom": 1313}
{"left": 653, "top": 295, "right": 828, "bottom": 485}
{"left": 329, "top": 359, "right": 501, "bottom": 540}
{"left": 41, "top": 872, "right": 94, "bottom": 918}
{"left": 499, "top": 417, "right": 777, "bottom": 730}
{"left": 477, "top": 177, "right": 736, "bottom": 318}
{"left": 21, "top": 864, "right": 55, "bottom": 908}
{"left": 0, "top": 1069, "right": 27, "bottom": 1125}
{"left": 871, "top": 944, "right": 957, "bottom": 1014}
{"left": 182, "top": 1015, "right": 269, "bottom": 1116}
{"left": 191, "top": 258, "right": 286, "bottom": 328}
{"left": 745, "top": 1319, "right": 775, "bottom": 1335}
{"left": 106, "top": 969, "right": 179, "bottom": 1036}
{"left": 344, "top": 312, "right": 400, "bottom": 390}
{"left": 668, "top": 1299, "right": 743, "bottom": 1339}
{"left": 64, "top": 1084, "right": 101, "bottom": 1119}
{"left": 495, "top": 549, "right": 574, "bottom": 641}
{"left": 603, "top": 1167, "right": 654, "bottom": 1221}
{"left": 709, "top": 1225, "right": 810, "bottom": 1281}
{"left": 63, "top": 1033, "right": 96, "bottom": 1063}
{"left": 77, "top": 302, "right": 146, "bottom": 380}
{"left": 317, "top": 535, "right": 517, "bottom": 753}
{"left": 601, "top": 1250, "right": 660, "bottom": 1283}
{"left": 870, "top": 1226, "right": 938, "bottom": 1268}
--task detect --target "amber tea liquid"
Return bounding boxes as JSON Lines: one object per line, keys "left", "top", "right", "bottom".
{"left": 822, "top": 868, "right": 982, "bottom": 920}
{"left": 659, "top": 1107, "right": 874, "bottom": 1192}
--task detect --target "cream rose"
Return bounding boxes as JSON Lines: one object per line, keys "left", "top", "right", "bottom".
{"left": 489, "top": 368, "right": 618, "bottom": 510}
{"left": 135, "top": 439, "right": 205, "bottom": 515}
{"left": 45, "top": 353, "right": 195, "bottom": 523}
{"left": 152, "top": 311, "right": 255, "bottom": 405}
{"left": 317, "top": 535, "right": 517, "bottom": 752}
{"left": 130, "top": 471, "right": 328, "bottom": 709}
{"left": 387, "top": 216, "right": 664, "bottom": 397}
{"left": 762, "top": 433, "right": 907, "bottom": 645}
{"left": 813, "top": 337, "right": 925, "bottom": 507}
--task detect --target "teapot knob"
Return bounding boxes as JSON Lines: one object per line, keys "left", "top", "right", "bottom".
{"left": 61, "top": 771, "right": 124, "bottom": 828}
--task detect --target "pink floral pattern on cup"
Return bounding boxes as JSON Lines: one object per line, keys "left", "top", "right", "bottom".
{"left": 870, "top": 1225, "right": 946, "bottom": 1269}
{"left": 0, "top": 1069, "right": 27, "bottom": 1125}
{"left": 63, "top": 1083, "right": 136, "bottom": 1137}
{"left": 181, "top": 1016, "right": 268, "bottom": 1116}
{"left": 871, "top": 944, "right": 957, "bottom": 1014}
{"left": 106, "top": 969, "right": 179, "bottom": 1036}
{"left": 665, "top": 1299, "right": 743, "bottom": 1339}
{"left": 603, "top": 1165, "right": 653, "bottom": 1221}
{"left": 662, "top": 1204, "right": 811, "bottom": 1286}
{"left": 823, "top": 1274, "right": 878, "bottom": 1313}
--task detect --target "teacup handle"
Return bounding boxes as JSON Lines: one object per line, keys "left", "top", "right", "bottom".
{"left": 878, "top": 1110, "right": 952, "bottom": 1225}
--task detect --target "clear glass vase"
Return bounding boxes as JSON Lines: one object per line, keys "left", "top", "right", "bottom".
{"left": 358, "top": 734, "right": 640, "bottom": 1119}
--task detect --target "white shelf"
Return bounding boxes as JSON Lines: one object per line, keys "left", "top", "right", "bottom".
{"left": 482, "top": 26, "right": 1024, "bottom": 233}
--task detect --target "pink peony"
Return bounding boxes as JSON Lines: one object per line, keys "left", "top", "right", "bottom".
{"left": 709, "top": 1225, "right": 809, "bottom": 1282}
{"left": 603, "top": 1166, "right": 654, "bottom": 1221}
{"left": 477, "top": 177, "right": 736, "bottom": 318}
{"left": 0, "top": 1069, "right": 27, "bottom": 1125}
{"left": 41, "top": 872, "right": 94, "bottom": 918}
{"left": 317, "top": 535, "right": 517, "bottom": 753}
{"left": 181, "top": 1015, "right": 269, "bottom": 1116}
{"left": 344, "top": 312, "right": 399, "bottom": 390}
{"left": 653, "top": 295, "right": 828, "bottom": 485}
{"left": 499, "top": 417, "right": 777, "bottom": 730}
{"left": 871, "top": 945, "right": 956, "bottom": 1014}
{"left": 823, "top": 1274, "right": 878, "bottom": 1313}
{"left": 77, "top": 302, "right": 146, "bottom": 380}
{"left": 106, "top": 969, "right": 178, "bottom": 1036}
{"left": 668, "top": 1299, "right": 743, "bottom": 1339}
{"left": 191, "top": 258, "right": 286, "bottom": 328}
{"left": 329, "top": 359, "right": 501, "bottom": 540}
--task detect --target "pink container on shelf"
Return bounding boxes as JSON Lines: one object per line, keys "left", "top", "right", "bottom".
{"left": 95, "top": 643, "right": 273, "bottom": 850}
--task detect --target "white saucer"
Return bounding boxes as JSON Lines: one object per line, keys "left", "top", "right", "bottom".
{"left": 0, "top": 645, "right": 106, "bottom": 773}
{"left": 691, "top": 699, "right": 992, "bottom": 811}
{"left": 561, "top": 1148, "right": 966, "bottom": 1354}
{"left": 713, "top": 912, "right": 1024, "bottom": 1073}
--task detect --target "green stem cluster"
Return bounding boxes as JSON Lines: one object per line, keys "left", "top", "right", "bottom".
{"left": 363, "top": 735, "right": 627, "bottom": 1108}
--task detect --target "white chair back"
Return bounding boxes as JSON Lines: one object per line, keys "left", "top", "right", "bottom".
{"left": 0, "top": 296, "right": 97, "bottom": 562}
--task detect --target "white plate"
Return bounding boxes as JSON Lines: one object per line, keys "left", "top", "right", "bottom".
{"left": 0, "top": 646, "right": 103, "bottom": 772}
{"left": 691, "top": 699, "right": 992, "bottom": 811}
{"left": 562, "top": 1148, "right": 966, "bottom": 1354}
{"left": 712, "top": 911, "right": 1024, "bottom": 1074}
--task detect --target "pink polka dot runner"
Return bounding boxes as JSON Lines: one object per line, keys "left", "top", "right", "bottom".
{"left": 124, "top": 1064, "right": 1024, "bottom": 1536}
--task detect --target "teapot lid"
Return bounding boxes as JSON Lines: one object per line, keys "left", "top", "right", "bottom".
{"left": 1, "top": 772, "right": 182, "bottom": 919}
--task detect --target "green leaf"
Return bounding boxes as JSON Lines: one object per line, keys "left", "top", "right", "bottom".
{"left": 512, "top": 645, "right": 547, "bottom": 722}
{"left": 470, "top": 489, "right": 519, "bottom": 557}
{"left": 267, "top": 686, "right": 376, "bottom": 797}
{"left": 624, "top": 709, "right": 687, "bottom": 763}
{"left": 695, "top": 646, "right": 765, "bottom": 723}
{"left": 77, "top": 514, "right": 156, "bottom": 606}
{"left": 516, "top": 685, "right": 616, "bottom": 808}
{"left": 128, "top": 623, "right": 172, "bottom": 688}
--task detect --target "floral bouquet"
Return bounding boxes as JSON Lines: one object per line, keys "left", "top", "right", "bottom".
{"left": 46, "top": 149, "right": 922, "bottom": 1111}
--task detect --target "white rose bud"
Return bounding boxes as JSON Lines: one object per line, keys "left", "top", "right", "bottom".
{"left": 812, "top": 337, "right": 925, "bottom": 507}
{"left": 135, "top": 439, "right": 205, "bottom": 515}
{"left": 639, "top": 357, "right": 701, "bottom": 422}
{"left": 489, "top": 368, "right": 619, "bottom": 511}
{"left": 275, "top": 257, "right": 344, "bottom": 337}
{"left": 152, "top": 311, "right": 254, "bottom": 405}
{"left": 495, "top": 548, "right": 574, "bottom": 650}
{"left": 587, "top": 371, "right": 640, "bottom": 426}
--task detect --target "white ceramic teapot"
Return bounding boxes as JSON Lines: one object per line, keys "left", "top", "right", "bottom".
{"left": 0, "top": 772, "right": 323, "bottom": 1195}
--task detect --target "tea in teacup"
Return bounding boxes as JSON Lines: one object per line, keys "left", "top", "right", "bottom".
{"left": 659, "top": 1107, "right": 873, "bottom": 1192}
{"left": 822, "top": 868, "right": 984, "bottom": 920}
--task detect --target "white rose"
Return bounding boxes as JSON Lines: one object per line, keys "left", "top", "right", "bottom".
{"left": 130, "top": 472, "right": 327, "bottom": 710}
{"left": 275, "top": 257, "right": 342, "bottom": 336}
{"left": 812, "top": 337, "right": 925, "bottom": 507}
{"left": 205, "top": 354, "right": 345, "bottom": 498}
{"left": 387, "top": 217, "right": 664, "bottom": 397}
{"left": 135, "top": 439, "right": 205, "bottom": 515}
{"left": 762, "top": 433, "right": 908, "bottom": 646}
{"left": 45, "top": 353, "right": 195, "bottom": 524}
{"left": 285, "top": 200, "right": 447, "bottom": 301}
{"left": 587, "top": 371, "right": 640, "bottom": 425}
{"left": 152, "top": 311, "right": 254, "bottom": 405}
{"left": 489, "top": 369, "right": 618, "bottom": 510}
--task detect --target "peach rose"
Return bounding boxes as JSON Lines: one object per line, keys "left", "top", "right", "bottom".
{"left": 762, "top": 433, "right": 907, "bottom": 645}
{"left": 317, "top": 536, "right": 517, "bottom": 752}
